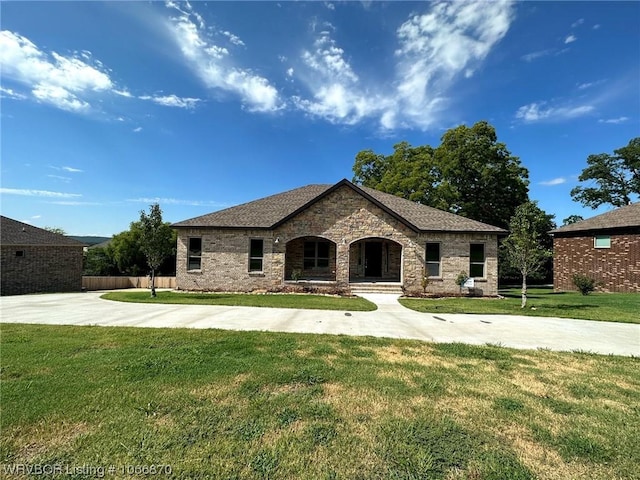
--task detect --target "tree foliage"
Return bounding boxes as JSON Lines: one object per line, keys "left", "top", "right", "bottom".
{"left": 562, "top": 215, "right": 584, "bottom": 226}
{"left": 352, "top": 121, "right": 529, "bottom": 229}
{"left": 44, "top": 226, "right": 66, "bottom": 235}
{"left": 82, "top": 210, "right": 176, "bottom": 277}
{"left": 139, "top": 203, "right": 175, "bottom": 296}
{"left": 502, "top": 202, "right": 554, "bottom": 308}
{"left": 570, "top": 137, "right": 640, "bottom": 209}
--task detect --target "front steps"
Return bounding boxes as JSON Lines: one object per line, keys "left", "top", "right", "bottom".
{"left": 350, "top": 282, "right": 404, "bottom": 295}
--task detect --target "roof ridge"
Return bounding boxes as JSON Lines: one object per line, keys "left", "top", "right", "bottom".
{"left": 172, "top": 179, "right": 506, "bottom": 233}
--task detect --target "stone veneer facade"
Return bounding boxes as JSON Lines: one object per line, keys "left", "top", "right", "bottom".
{"left": 176, "top": 185, "right": 499, "bottom": 295}
{"left": 553, "top": 233, "right": 640, "bottom": 293}
{"left": 1, "top": 245, "right": 84, "bottom": 295}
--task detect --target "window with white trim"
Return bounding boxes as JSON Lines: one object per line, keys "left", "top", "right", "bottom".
{"left": 469, "top": 243, "right": 485, "bottom": 278}
{"left": 425, "top": 242, "right": 441, "bottom": 277}
{"left": 303, "top": 240, "right": 330, "bottom": 269}
{"left": 594, "top": 235, "right": 611, "bottom": 248}
{"left": 249, "top": 239, "right": 264, "bottom": 272}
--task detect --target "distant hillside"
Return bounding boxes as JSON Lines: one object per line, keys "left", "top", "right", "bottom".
{"left": 68, "top": 236, "right": 111, "bottom": 246}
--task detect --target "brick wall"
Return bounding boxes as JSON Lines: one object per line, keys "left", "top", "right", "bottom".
{"left": 554, "top": 233, "right": 640, "bottom": 293}
{"left": 1, "top": 245, "right": 84, "bottom": 295}
{"left": 176, "top": 185, "right": 499, "bottom": 295}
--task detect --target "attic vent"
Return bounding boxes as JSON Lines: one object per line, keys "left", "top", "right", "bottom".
{"left": 16, "top": 250, "right": 25, "bottom": 257}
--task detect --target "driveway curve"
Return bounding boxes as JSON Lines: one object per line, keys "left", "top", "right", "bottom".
{"left": 1, "top": 291, "right": 638, "bottom": 357}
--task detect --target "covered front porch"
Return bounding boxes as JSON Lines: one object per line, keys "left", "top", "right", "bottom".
{"left": 348, "top": 238, "right": 402, "bottom": 283}
{"left": 283, "top": 236, "right": 403, "bottom": 287}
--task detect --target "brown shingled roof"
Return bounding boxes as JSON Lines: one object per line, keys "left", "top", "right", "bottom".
{"left": 1, "top": 216, "right": 86, "bottom": 246}
{"left": 172, "top": 179, "right": 506, "bottom": 234}
{"left": 550, "top": 203, "right": 640, "bottom": 235}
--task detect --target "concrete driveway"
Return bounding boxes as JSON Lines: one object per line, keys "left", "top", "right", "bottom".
{"left": 0, "top": 291, "right": 638, "bottom": 356}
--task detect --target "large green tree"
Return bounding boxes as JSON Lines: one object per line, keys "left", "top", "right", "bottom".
{"left": 434, "top": 121, "right": 530, "bottom": 229}
{"left": 570, "top": 137, "right": 640, "bottom": 208}
{"left": 352, "top": 121, "right": 529, "bottom": 229}
{"left": 502, "top": 202, "right": 554, "bottom": 308}
{"left": 139, "top": 204, "right": 175, "bottom": 297}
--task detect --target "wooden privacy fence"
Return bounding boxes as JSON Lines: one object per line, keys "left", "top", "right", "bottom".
{"left": 82, "top": 276, "right": 176, "bottom": 291}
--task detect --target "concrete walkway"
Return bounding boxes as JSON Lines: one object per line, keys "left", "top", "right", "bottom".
{"left": 0, "top": 291, "right": 638, "bottom": 357}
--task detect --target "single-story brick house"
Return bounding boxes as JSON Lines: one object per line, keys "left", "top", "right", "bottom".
{"left": 172, "top": 179, "right": 505, "bottom": 295}
{"left": 550, "top": 202, "right": 640, "bottom": 293}
{"left": 1, "top": 216, "right": 86, "bottom": 296}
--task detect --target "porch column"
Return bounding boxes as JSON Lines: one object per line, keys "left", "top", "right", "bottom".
{"left": 336, "top": 242, "right": 350, "bottom": 286}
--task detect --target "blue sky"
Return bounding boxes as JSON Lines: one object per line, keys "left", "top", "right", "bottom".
{"left": 1, "top": 1, "right": 638, "bottom": 236}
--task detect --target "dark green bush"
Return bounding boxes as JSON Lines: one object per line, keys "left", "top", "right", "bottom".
{"left": 572, "top": 274, "right": 596, "bottom": 295}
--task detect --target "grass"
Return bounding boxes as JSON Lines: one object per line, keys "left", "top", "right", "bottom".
{"left": 101, "top": 290, "right": 377, "bottom": 311}
{"left": 400, "top": 287, "right": 640, "bottom": 323}
{"left": 2, "top": 323, "right": 639, "bottom": 479}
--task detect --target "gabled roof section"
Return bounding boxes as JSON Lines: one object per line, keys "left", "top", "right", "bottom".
{"left": 550, "top": 202, "right": 640, "bottom": 235}
{"left": 172, "top": 179, "right": 506, "bottom": 233}
{"left": 172, "top": 184, "right": 334, "bottom": 229}
{"left": 1, "top": 216, "right": 86, "bottom": 246}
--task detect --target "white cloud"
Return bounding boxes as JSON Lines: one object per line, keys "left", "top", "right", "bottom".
{"left": 49, "top": 165, "right": 83, "bottom": 173}
{"left": 515, "top": 101, "right": 594, "bottom": 122}
{"left": 521, "top": 49, "right": 554, "bottom": 62}
{"left": 598, "top": 116, "right": 629, "bottom": 124}
{"left": 325, "top": 2, "right": 335, "bottom": 11}
{"left": 539, "top": 177, "right": 566, "bottom": 186}
{"left": 47, "top": 174, "right": 72, "bottom": 183}
{"left": 140, "top": 94, "right": 201, "bottom": 109}
{"left": 133, "top": 126, "right": 143, "bottom": 132}
{"left": 294, "top": 29, "right": 380, "bottom": 125}
{"left": 389, "top": 0, "right": 514, "bottom": 128}
{"left": 221, "top": 30, "right": 245, "bottom": 47}
{"left": 165, "top": 2, "right": 280, "bottom": 112}
{"left": 571, "top": 18, "right": 584, "bottom": 28}
{"left": 0, "top": 30, "right": 114, "bottom": 112}
{"left": 593, "top": 24, "right": 601, "bottom": 30}
{"left": 564, "top": 34, "right": 577, "bottom": 44}
{"left": 48, "top": 201, "right": 103, "bottom": 206}
{"left": 114, "top": 89, "right": 133, "bottom": 98}
{"left": 286, "top": 67, "right": 294, "bottom": 77}
{"left": 0, "top": 187, "right": 82, "bottom": 198}
{"left": 302, "top": 32, "right": 359, "bottom": 83}
{"left": 0, "top": 86, "right": 27, "bottom": 99}
{"left": 294, "top": 1, "right": 514, "bottom": 130}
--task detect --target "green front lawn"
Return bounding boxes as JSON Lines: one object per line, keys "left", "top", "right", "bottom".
{"left": 400, "top": 288, "right": 640, "bottom": 323}
{"left": 2, "top": 324, "right": 638, "bottom": 479}
{"left": 101, "top": 290, "right": 377, "bottom": 311}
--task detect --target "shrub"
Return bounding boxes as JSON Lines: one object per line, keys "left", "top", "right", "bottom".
{"left": 572, "top": 274, "right": 596, "bottom": 295}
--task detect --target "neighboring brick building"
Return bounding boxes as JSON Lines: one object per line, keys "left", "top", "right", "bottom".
{"left": 550, "top": 203, "right": 640, "bottom": 293}
{"left": 172, "top": 179, "right": 505, "bottom": 295}
{"left": 1, "top": 216, "right": 85, "bottom": 296}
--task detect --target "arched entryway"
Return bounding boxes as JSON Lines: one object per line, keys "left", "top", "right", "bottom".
{"left": 349, "top": 238, "right": 402, "bottom": 282}
{"left": 284, "top": 236, "right": 337, "bottom": 281}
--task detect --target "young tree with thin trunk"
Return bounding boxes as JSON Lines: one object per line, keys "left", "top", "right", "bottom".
{"left": 502, "top": 202, "right": 553, "bottom": 308}
{"left": 139, "top": 203, "right": 174, "bottom": 297}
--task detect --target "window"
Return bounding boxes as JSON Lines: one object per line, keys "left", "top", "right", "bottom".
{"left": 594, "top": 235, "right": 611, "bottom": 248}
{"left": 187, "top": 238, "right": 202, "bottom": 270}
{"left": 304, "top": 240, "right": 330, "bottom": 269}
{"left": 425, "top": 242, "right": 441, "bottom": 277}
{"left": 15, "top": 250, "right": 25, "bottom": 258}
{"left": 249, "top": 239, "right": 264, "bottom": 272}
{"left": 469, "top": 243, "right": 485, "bottom": 278}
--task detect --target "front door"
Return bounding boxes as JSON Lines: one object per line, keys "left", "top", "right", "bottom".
{"left": 364, "top": 241, "right": 382, "bottom": 277}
